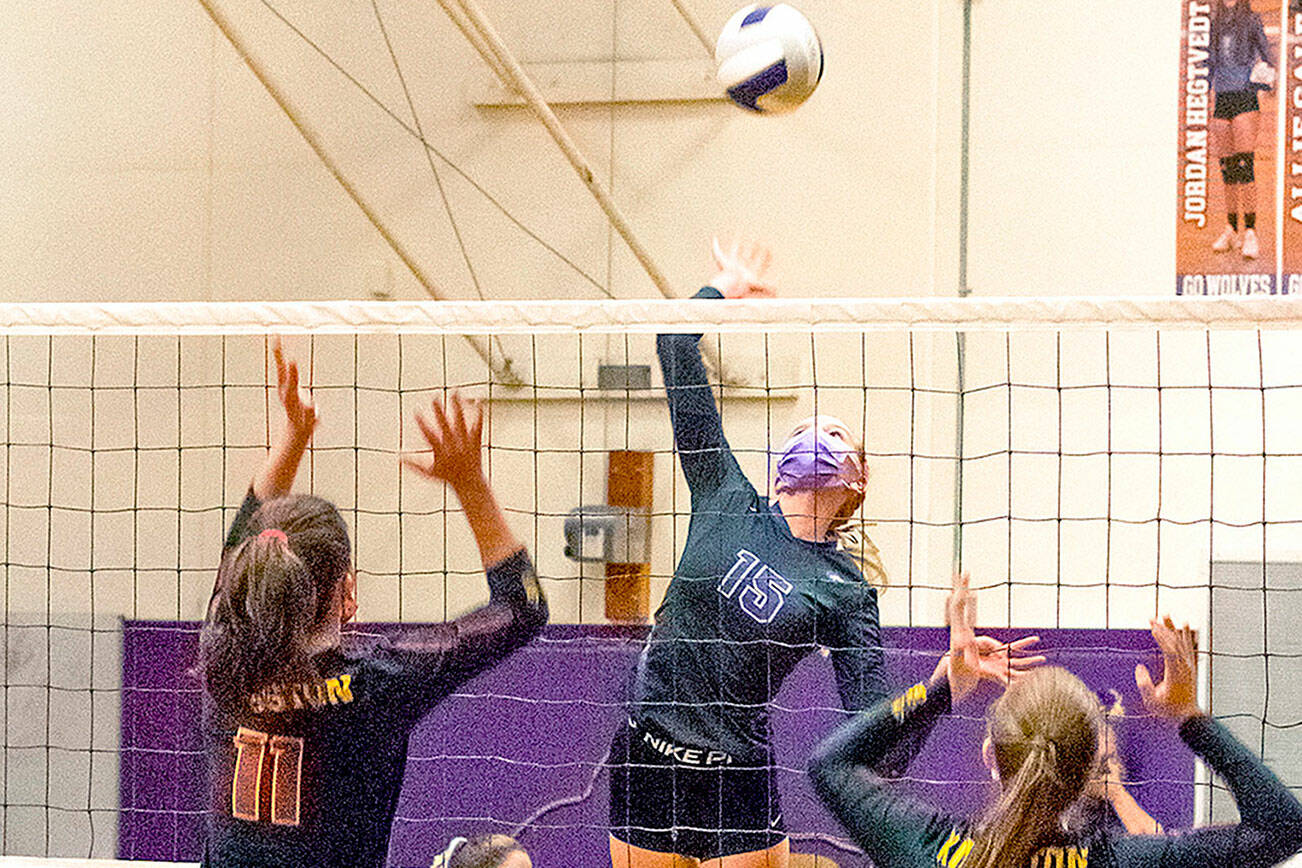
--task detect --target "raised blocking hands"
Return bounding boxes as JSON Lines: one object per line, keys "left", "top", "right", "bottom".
{"left": 934, "top": 573, "right": 1045, "bottom": 702}
{"left": 252, "top": 338, "right": 319, "bottom": 499}
{"left": 1136, "top": 616, "right": 1201, "bottom": 722}
{"left": 403, "top": 392, "right": 524, "bottom": 570}
{"left": 273, "top": 336, "right": 318, "bottom": 441}
{"left": 710, "top": 236, "right": 777, "bottom": 299}
{"left": 403, "top": 392, "right": 486, "bottom": 492}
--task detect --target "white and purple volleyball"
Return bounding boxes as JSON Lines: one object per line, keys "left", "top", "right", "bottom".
{"left": 714, "top": 4, "right": 823, "bottom": 114}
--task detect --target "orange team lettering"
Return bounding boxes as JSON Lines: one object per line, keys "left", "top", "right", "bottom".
{"left": 936, "top": 836, "right": 1086, "bottom": 868}
{"left": 249, "top": 674, "right": 355, "bottom": 713}
{"left": 1031, "top": 846, "right": 1088, "bottom": 868}
{"left": 326, "top": 674, "right": 353, "bottom": 704}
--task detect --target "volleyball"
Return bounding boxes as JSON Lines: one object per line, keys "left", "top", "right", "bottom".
{"left": 714, "top": 4, "right": 823, "bottom": 114}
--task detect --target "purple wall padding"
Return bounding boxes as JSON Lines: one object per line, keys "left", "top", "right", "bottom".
{"left": 119, "top": 624, "right": 1191, "bottom": 866}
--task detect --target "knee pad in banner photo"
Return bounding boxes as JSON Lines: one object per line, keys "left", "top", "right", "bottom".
{"left": 1238, "top": 151, "right": 1255, "bottom": 184}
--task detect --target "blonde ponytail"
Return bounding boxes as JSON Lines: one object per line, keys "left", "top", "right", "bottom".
{"left": 966, "top": 667, "right": 1101, "bottom": 868}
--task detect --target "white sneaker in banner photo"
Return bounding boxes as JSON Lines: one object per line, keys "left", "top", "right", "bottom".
{"left": 1241, "top": 228, "right": 1259, "bottom": 259}
{"left": 1212, "top": 225, "right": 1239, "bottom": 252}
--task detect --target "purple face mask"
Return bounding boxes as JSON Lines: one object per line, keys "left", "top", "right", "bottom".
{"left": 774, "top": 426, "right": 864, "bottom": 493}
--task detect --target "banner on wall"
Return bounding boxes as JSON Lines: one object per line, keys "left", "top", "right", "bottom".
{"left": 1178, "top": 0, "right": 1286, "bottom": 294}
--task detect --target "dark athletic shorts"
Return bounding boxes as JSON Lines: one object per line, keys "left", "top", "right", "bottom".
{"left": 608, "top": 717, "right": 785, "bottom": 861}
{"left": 1214, "top": 88, "right": 1260, "bottom": 120}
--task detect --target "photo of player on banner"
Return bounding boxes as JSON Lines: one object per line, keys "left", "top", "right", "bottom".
{"left": 1178, "top": 0, "right": 1281, "bottom": 295}
{"left": 1282, "top": 0, "right": 1302, "bottom": 291}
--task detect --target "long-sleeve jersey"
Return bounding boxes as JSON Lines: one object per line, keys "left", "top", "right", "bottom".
{"left": 202, "top": 491, "right": 547, "bottom": 868}
{"left": 809, "top": 680, "right": 1302, "bottom": 868}
{"left": 1209, "top": 10, "right": 1273, "bottom": 94}
{"left": 631, "top": 286, "right": 887, "bottom": 765}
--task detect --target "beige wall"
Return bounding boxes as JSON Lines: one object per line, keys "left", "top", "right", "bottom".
{"left": 4, "top": 0, "right": 950, "bottom": 302}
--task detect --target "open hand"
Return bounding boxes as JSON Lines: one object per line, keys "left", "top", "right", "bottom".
{"left": 1135, "top": 616, "right": 1200, "bottom": 721}
{"left": 710, "top": 236, "right": 777, "bottom": 299}
{"left": 936, "top": 573, "right": 1044, "bottom": 702}
{"left": 273, "top": 337, "right": 318, "bottom": 439}
{"left": 403, "top": 392, "right": 485, "bottom": 490}
{"left": 943, "top": 572, "right": 982, "bottom": 701}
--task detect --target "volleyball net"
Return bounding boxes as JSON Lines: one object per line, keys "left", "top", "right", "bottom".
{"left": 2, "top": 296, "right": 1301, "bottom": 864}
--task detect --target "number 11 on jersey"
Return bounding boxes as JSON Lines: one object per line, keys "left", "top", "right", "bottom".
{"left": 232, "top": 726, "right": 304, "bottom": 826}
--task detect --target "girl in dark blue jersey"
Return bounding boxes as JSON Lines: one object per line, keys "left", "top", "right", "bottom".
{"left": 199, "top": 341, "right": 546, "bottom": 868}
{"left": 608, "top": 240, "right": 1033, "bottom": 868}
{"left": 810, "top": 575, "right": 1302, "bottom": 868}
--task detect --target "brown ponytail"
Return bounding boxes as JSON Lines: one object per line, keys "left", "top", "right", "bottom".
{"left": 966, "top": 667, "right": 1101, "bottom": 868}
{"left": 200, "top": 495, "right": 351, "bottom": 711}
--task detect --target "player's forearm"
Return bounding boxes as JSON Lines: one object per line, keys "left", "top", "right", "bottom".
{"left": 252, "top": 422, "right": 312, "bottom": 499}
{"left": 1108, "top": 786, "right": 1161, "bottom": 835}
{"left": 1181, "top": 713, "right": 1302, "bottom": 836}
{"left": 452, "top": 471, "right": 524, "bottom": 571}
{"left": 810, "top": 681, "right": 951, "bottom": 855}
{"left": 810, "top": 680, "right": 951, "bottom": 794}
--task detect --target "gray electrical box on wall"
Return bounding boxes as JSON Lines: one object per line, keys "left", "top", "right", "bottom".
{"left": 562, "top": 505, "right": 651, "bottom": 563}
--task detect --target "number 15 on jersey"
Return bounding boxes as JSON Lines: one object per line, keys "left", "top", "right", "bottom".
{"left": 718, "top": 549, "right": 792, "bottom": 624}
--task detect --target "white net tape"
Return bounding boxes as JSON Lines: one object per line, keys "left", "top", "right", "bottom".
{"left": 2, "top": 295, "right": 1302, "bottom": 335}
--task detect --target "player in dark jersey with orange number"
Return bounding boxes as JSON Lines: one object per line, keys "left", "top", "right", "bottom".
{"left": 199, "top": 340, "right": 547, "bottom": 868}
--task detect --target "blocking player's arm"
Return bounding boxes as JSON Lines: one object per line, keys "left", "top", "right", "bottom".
{"left": 252, "top": 338, "right": 318, "bottom": 501}
{"left": 1110, "top": 714, "right": 1302, "bottom": 868}
{"left": 656, "top": 286, "right": 746, "bottom": 499}
{"left": 219, "top": 342, "right": 318, "bottom": 555}
{"left": 808, "top": 680, "right": 958, "bottom": 867}
{"left": 821, "top": 584, "right": 929, "bottom": 777}
{"left": 385, "top": 550, "right": 546, "bottom": 718}
{"left": 393, "top": 393, "right": 548, "bottom": 708}
{"left": 433, "top": 460, "right": 547, "bottom": 687}
{"left": 432, "top": 548, "right": 546, "bottom": 681}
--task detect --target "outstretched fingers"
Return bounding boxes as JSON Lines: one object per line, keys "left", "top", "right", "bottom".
{"left": 973, "top": 635, "right": 1045, "bottom": 685}
{"left": 405, "top": 396, "right": 451, "bottom": 479}
{"left": 273, "top": 336, "right": 287, "bottom": 387}
{"left": 1138, "top": 615, "right": 1200, "bottom": 719}
{"left": 403, "top": 392, "right": 486, "bottom": 486}
{"left": 270, "top": 337, "right": 317, "bottom": 432}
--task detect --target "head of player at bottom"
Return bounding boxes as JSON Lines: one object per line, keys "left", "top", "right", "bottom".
{"left": 201, "top": 498, "right": 355, "bottom": 710}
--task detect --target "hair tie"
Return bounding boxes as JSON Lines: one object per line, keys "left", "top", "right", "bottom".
{"left": 431, "top": 837, "right": 467, "bottom": 868}
{"left": 258, "top": 528, "right": 288, "bottom": 545}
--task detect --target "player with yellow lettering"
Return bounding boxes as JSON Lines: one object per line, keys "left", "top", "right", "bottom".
{"left": 199, "top": 340, "right": 546, "bottom": 868}
{"left": 809, "top": 575, "right": 1302, "bottom": 868}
